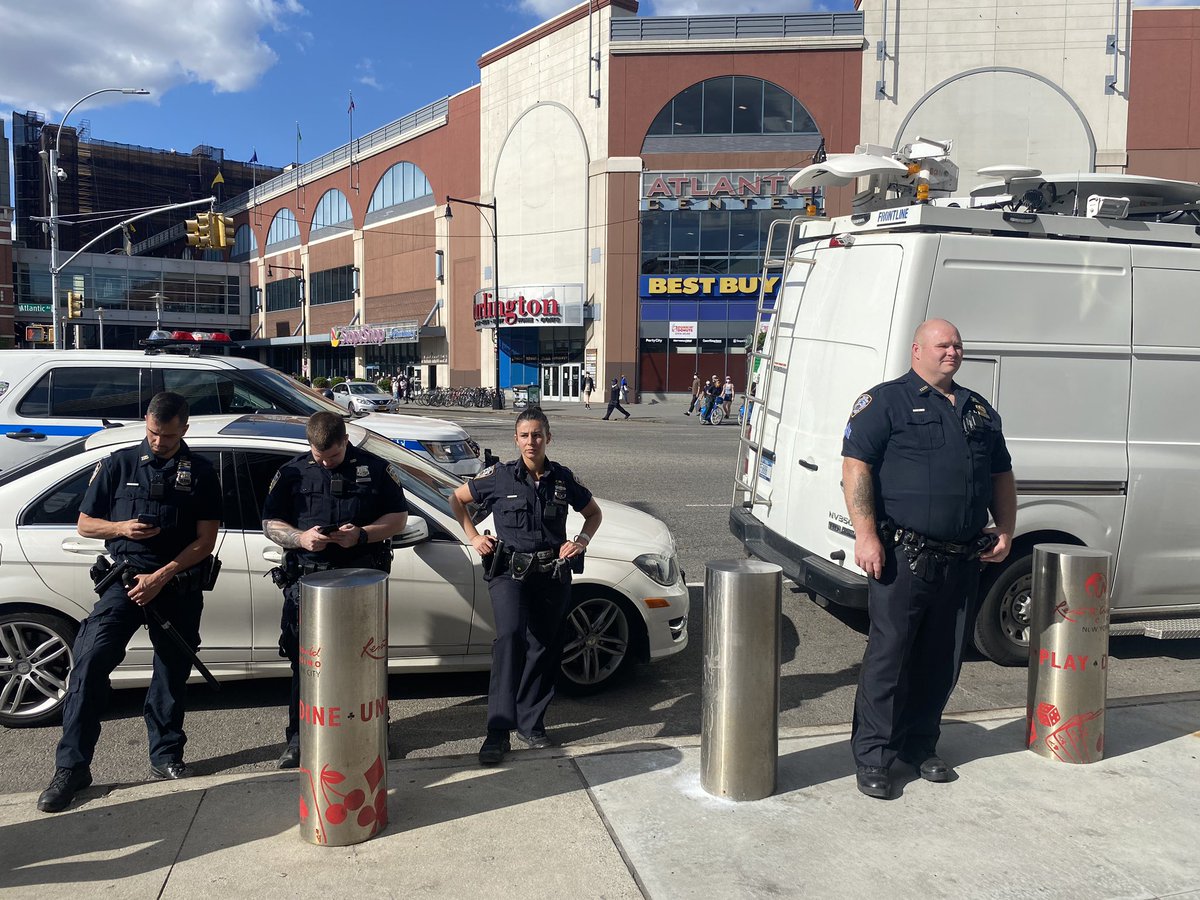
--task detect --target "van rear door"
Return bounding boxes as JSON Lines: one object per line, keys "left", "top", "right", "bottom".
{"left": 760, "top": 240, "right": 906, "bottom": 582}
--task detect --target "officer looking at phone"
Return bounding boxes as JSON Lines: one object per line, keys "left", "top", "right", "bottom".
{"left": 841, "top": 319, "right": 1016, "bottom": 800}
{"left": 449, "top": 407, "right": 602, "bottom": 766}
{"left": 262, "top": 412, "right": 408, "bottom": 769}
{"left": 38, "top": 392, "right": 221, "bottom": 813}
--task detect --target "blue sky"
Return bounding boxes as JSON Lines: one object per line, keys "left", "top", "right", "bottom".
{"left": 0, "top": 0, "right": 1191, "bottom": 176}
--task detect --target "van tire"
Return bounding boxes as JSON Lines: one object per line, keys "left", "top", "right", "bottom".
{"left": 973, "top": 554, "right": 1033, "bottom": 667}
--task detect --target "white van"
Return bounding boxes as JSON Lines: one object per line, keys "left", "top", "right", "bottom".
{"left": 730, "top": 172, "right": 1200, "bottom": 664}
{"left": 0, "top": 346, "right": 484, "bottom": 477}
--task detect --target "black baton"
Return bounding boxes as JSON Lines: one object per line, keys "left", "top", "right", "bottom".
{"left": 96, "top": 560, "right": 221, "bottom": 692}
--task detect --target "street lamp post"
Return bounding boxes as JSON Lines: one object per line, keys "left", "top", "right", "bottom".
{"left": 445, "top": 196, "right": 503, "bottom": 410}
{"left": 47, "top": 87, "right": 149, "bottom": 350}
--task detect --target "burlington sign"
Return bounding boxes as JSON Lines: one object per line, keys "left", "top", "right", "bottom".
{"left": 473, "top": 284, "right": 584, "bottom": 330}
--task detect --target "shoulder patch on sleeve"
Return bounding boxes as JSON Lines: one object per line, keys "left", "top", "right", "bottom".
{"left": 474, "top": 465, "right": 496, "bottom": 480}
{"left": 386, "top": 463, "right": 404, "bottom": 486}
{"left": 268, "top": 471, "right": 281, "bottom": 494}
{"left": 88, "top": 460, "right": 103, "bottom": 485}
{"left": 849, "top": 393, "right": 873, "bottom": 418}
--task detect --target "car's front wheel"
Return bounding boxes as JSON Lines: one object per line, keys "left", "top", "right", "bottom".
{"left": 558, "top": 593, "right": 639, "bottom": 694}
{"left": 0, "top": 611, "right": 78, "bottom": 727}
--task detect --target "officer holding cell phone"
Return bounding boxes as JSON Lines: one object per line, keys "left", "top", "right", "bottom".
{"left": 449, "top": 407, "right": 602, "bottom": 766}
{"left": 38, "top": 392, "right": 221, "bottom": 813}
{"left": 261, "top": 411, "right": 408, "bottom": 769}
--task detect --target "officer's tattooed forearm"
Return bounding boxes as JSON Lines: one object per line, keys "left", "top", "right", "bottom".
{"left": 263, "top": 520, "right": 304, "bottom": 549}
{"left": 848, "top": 471, "right": 875, "bottom": 522}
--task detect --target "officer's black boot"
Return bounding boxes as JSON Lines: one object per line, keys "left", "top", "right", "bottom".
{"left": 478, "top": 730, "right": 510, "bottom": 766}
{"left": 37, "top": 766, "right": 93, "bottom": 813}
{"left": 278, "top": 740, "right": 301, "bottom": 770}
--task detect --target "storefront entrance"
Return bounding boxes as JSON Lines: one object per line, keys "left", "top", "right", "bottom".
{"left": 541, "top": 363, "right": 582, "bottom": 402}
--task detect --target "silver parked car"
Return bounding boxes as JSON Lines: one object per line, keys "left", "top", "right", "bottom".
{"left": 0, "top": 416, "right": 690, "bottom": 727}
{"left": 331, "top": 381, "right": 398, "bottom": 414}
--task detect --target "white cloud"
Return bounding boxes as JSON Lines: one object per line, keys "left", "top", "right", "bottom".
{"left": 517, "top": 0, "right": 578, "bottom": 17}
{"left": 0, "top": 0, "right": 306, "bottom": 113}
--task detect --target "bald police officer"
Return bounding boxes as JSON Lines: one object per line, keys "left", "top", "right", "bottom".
{"left": 38, "top": 392, "right": 221, "bottom": 813}
{"left": 841, "top": 319, "right": 1017, "bottom": 799}
{"left": 262, "top": 411, "right": 408, "bottom": 769}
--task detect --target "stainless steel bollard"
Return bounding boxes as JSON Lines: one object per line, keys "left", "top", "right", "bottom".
{"left": 701, "top": 559, "right": 782, "bottom": 801}
{"left": 298, "top": 568, "right": 389, "bottom": 845}
{"left": 1026, "top": 544, "right": 1112, "bottom": 765}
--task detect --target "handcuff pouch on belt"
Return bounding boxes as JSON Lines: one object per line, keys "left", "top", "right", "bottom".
{"left": 878, "top": 520, "right": 996, "bottom": 581}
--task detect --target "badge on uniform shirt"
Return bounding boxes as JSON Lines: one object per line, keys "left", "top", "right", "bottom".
{"left": 356, "top": 465, "right": 370, "bottom": 480}
{"left": 386, "top": 463, "right": 403, "bottom": 487}
{"left": 849, "top": 393, "right": 873, "bottom": 418}
{"left": 175, "top": 457, "right": 193, "bottom": 492}
{"left": 971, "top": 398, "right": 991, "bottom": 419}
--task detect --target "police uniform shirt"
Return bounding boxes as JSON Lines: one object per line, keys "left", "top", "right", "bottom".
{"left": 468, "top": 460, "right": 593, "bottom": 553}
{"left": 80, "top": 438, "right": 222, "bottom": 570}
{"left": 841, "top": 369, "right": 1012, "bottom": 542}
{"left": 261, "top": 445, "right": 407, "bottom": 567}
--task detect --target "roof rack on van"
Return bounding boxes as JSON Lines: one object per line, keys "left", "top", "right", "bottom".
{"left": 142, "top": 330, "right": 240, "bottom": 356}
{"left": 791, "top": 137, "right": 960, "bottom": 214}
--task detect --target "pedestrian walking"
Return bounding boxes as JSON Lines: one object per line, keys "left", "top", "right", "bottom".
{"left": 261, "top": 411, "right": 409, "bottom": 769}
{"left": 582, "top": 372, "right": 594, "bottom": 409}
{"left": 38, "top": 392, "right": 221, "bottom": 813}
{"left": 721, "top": 375, "right": 735, "bottom": 420}
{"left": 685, "top": 372, "right": 702, "bottom": 415}
{"left": 448, "top": 407, "right": 602, "bottom": 765}
{"left": 619, "top": 374, "right": 629, "bottom": 404}
{"left": 602, "top": 378, "right": 630, "bottom": 420}
{"left": 841, "top": 318, "right": 1016, "bottom": 800}
{"left": 391, "top": 373, "right": 401, "bottom": 405}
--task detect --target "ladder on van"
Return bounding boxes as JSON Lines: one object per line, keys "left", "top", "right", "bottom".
{"left": 732, "top": 216, "right": 818, "bottom": 510}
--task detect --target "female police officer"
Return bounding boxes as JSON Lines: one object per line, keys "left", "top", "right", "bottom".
{"left": 449, "top": 407, "right": 602, "bottom": 766}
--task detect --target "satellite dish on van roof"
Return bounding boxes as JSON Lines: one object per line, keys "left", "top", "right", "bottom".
{"left": 790, "top": 154, "right": 909, "bottom": 190}
{"left": 976, "top": 165, "right": 1042, "bottom": 181}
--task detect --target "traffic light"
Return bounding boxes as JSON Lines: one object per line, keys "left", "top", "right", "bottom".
{"left": 213, "top": 214, "right": 235, "bottom": 249}
{"left": 186, "top": 212, "right": 213, "bottom": 248}
{"left": 66, "top": 292, "right": 85, "bottom": 319}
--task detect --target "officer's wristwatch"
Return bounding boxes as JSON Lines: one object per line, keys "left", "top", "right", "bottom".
{"left": 357, "top": 526, "right": 370, "bottom": 546}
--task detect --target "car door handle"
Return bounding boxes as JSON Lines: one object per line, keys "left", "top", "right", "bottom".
{"left": 6, "top": 430, "right": 47, "bottom": 441}
{"left": 262, "top": 548, "right": 283, "bottom": 564}
{"left": 798, "top": 458, "right": 818, "bottom": 471}
{"left": 62, "top": 539, "right": 105, "bottom": 554}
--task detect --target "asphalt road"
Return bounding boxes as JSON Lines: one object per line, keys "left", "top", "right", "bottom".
{"left": 2, "top": 400, "right": 1198, "bottom": 794}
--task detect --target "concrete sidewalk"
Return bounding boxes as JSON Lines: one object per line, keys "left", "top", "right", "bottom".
{"left": 3, "top": 695, "right": 1198, "bottom": 899}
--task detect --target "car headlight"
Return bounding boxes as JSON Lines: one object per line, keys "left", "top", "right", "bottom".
{"left": 420, "top": 440, "right": 474, "bottom": 462}
{"left": 633, "top": 553, "right": 680, "bottom": 586}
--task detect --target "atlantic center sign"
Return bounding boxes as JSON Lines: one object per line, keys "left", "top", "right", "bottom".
{"left": 473, "top": 284, "right": 584, "bottom": 330}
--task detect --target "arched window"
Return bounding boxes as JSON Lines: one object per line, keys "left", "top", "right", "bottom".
{"left": 312, "top": 189, "right": 352, "bottom": 233}
{"left": 367, "top": 162, "right": 432, "bottom": 217}
{"left": 231, "top": 223, "right": 258, "bottom": 260}
{"left": 646, "top": 76, "right": 816, "bottom": 137}
{"left": 266, "top": 209, "right": 299, "bottom": 247}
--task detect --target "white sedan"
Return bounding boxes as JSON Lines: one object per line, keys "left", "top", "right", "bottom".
{"left": 330, "top": 381, "right": 398, "bottom": 414}
{"left": 0, "top": 416, "right": 690, "bottom": 727}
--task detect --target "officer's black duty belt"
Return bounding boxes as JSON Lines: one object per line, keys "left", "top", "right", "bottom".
{"left": 878, "top": 521, "right": 990, "bottom": 560}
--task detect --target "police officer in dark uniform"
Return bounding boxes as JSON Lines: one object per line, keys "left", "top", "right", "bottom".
{"left": 38, "top": 392, "right": 221, "bottom": 813}
{"left": 448, "top": 407, "right": 602, "bottom": 765}
{"left": 262, "top": 411, "right": 408, "bottom": 769}
{"left": 841, "top": 319, "right": 1016, "bottom": 800}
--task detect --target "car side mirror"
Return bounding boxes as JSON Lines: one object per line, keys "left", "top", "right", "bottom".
{"left": 392, "top": 515, "right": 430, "bottom": 549}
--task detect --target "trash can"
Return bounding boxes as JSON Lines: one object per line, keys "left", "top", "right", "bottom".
{"left": 1026, "top": 544, "right": 1112, "bottom": 765}
{"left": 701, "top": 559, "right": 782, "bottom": 800}
{"left": 298, "top": 568, "right": 390, "bottom": 845}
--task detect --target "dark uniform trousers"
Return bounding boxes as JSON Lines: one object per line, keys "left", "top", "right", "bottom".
{"left": 486, "top": 571, "right": 571, "bottom": 736}
{"left": 851, "top": 541, "right": 980, "bottom": 769}
{"left": 281, "top": 580, "right": 304, "bottom": 745}
{"left": 56, "top": 580, "right": 203, "bottom": 769}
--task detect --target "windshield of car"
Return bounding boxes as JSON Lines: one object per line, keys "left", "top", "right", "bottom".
{"left": 237, "top": 367, "right": 347, "bottom": 416}
{"left": 0, "top": 437, "right": 90, "bottom": 486}
{"left": 349, "top": 383, "right": 385, "bottom": 395}
{"left": 353, "top": 429, "right": 485, "bottom": 524}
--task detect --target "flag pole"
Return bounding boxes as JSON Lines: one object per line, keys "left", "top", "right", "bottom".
{"left": 295, "top": 121, "right": 302, "bottom": 209}
{"left": 348, "top": 91, "right": 357, "bottom": 193}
